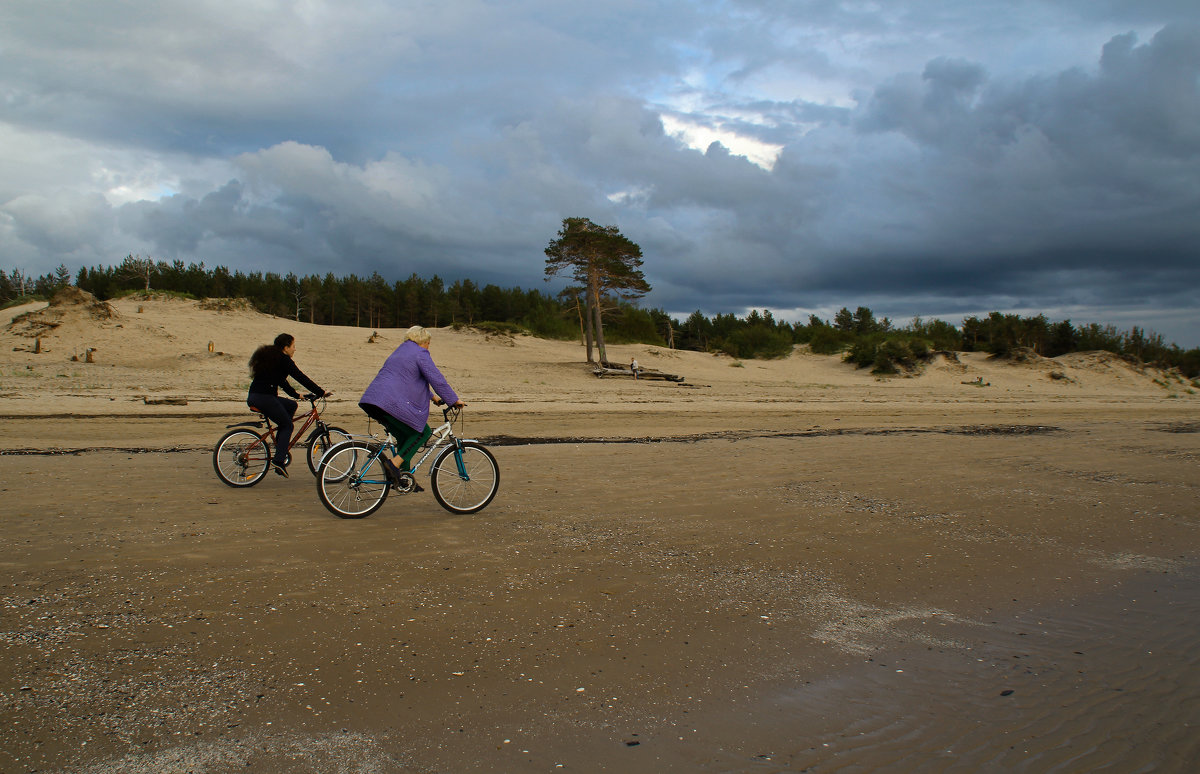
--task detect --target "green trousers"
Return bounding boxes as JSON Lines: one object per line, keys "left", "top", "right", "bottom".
{"left": 377, "top": 417, "right": 432, "bottom": 470}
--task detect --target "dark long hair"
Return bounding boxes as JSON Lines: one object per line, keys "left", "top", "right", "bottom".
{"left": 249, "top": 333, "right": 294, "bottom": 378}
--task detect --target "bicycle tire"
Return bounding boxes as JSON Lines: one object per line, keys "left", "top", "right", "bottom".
{"left": 213, "top": 429, "right": 271, "bottom": 487}
{"left": 306, "top": 425, "right": 353, "bottom": 475}
{"left": 430, "top": 441, "right": 499, "bottom": 514}
{"left": 317, "top": 441, "right": 390, "bottom": 518}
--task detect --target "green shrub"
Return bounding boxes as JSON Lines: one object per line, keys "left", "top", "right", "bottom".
{"left": 1, "top": 295, "right": 47, "bottom": 310}
{"left": 844, "top": 335, "right": 930, "bottom": 374}
{"left": 469, "top": 321, "right": 527, "bottom": 336}
{"left": 871, "top": 356, "right": 899, "bottom": 374}
{"left": 845, "top": 336, "right": 881, "bottom": 368}
{"left": 519, "top": 309, "right": 577, "bottom": 340}
{"left": 114, "top": 289, "right": 197, "bottom": 301}
{"left": 907, "top": 337, "right": 931, "bottom": 359}
{"left": 809, "top": 327, "right": 851, "bottom": 355}
{"left": 873, "top": 338, "right": 915, "bottom": 374}
{"left": 725, "top": 325, "right": 793, "bottom": 359}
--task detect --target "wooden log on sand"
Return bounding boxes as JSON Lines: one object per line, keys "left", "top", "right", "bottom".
{"left": 592, "top": 365, "right": 685, "bottom": 382}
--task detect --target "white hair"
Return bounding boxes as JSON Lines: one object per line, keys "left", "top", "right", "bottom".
{"left": 403, "top": 325, "right": 431, "bottom": 345}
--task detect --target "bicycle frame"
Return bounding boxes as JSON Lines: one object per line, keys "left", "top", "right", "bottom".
{"left": 316, "top": 404, "right": 497, "bottom": 518}
{"left": 355, "top": 409, "right": 474, "bottom": 484}
{"left": 228, "top": 397, "right": 326, "bottom": 455}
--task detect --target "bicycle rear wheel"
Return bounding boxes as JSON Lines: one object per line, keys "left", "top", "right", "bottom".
{"left": 306, "top": 425, "right": 353, "bottom": 475}
{"left": 430, "top": 441, "right": 499, "bottom": 514}
{"left": 213, "top": 429, "right": 271, "bottom": 487}
{"left": 317, "top": 441, "right": 390, "bottom": 518}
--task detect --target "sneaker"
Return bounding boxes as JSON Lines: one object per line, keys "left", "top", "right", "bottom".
{"left": 380, "top": 457, "right": 402, "bottom": 483}
{"left": 272, "top": 461, "right": 289, "bottom": 478}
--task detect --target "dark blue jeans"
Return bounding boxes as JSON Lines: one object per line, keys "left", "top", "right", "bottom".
{"left": 248, "top": 393, "right": 297, "bottom": 466}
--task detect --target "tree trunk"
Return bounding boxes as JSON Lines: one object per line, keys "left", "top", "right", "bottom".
{"left": 574, "top": 298, "right": 586, "bottom": 347}
{"left": 591, "top": 286, "right": 608, "bottom": 365}
{"left": 583, "top": 296, "right": 595, "bottom": 363}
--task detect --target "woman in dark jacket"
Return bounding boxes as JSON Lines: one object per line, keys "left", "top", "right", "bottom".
{"left": 247, "top": 333, "right": 329, "bottom": 477}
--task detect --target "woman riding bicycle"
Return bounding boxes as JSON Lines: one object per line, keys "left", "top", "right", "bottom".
{"left": 247, "top": 333, "right": 330, "bottom": 478}
{"left": 359, "top": 325, "right": 464, "bottom": 481}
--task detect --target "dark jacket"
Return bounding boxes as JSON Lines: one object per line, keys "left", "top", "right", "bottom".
{"left": 248, "top": 347, "right": 323, "bottom": 399}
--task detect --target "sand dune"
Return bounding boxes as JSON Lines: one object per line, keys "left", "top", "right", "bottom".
{"left": 2, "top": 291, "right": 1192, "bottom": 433}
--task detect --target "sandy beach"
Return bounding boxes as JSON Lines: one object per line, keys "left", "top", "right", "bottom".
{"left": 2, "top": 293, "right": 1199, "bottom": 772}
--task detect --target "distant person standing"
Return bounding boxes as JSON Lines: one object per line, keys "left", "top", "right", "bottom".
{"left": 247, "top": 333, "right": 329, "bottom": 478}
{"left": 630, "top": 357, "right": 640, "bottom": 379}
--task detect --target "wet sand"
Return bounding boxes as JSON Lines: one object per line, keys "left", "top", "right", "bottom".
{"left": 749, "top": 573, "right": 1200, "bottom": 772}
{"left": 2, "top": 406, "right": 1199, "bottom": 772}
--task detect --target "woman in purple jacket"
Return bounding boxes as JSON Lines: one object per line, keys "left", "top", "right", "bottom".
{"left": 359, "top": 325, "right": 464, "bottom": 479}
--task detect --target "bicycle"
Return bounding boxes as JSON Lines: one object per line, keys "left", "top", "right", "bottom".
{"left": 315, "top": 405, "right": 499, "bottom": 518}
{"left": 213, "top": 394, "right": 351, "bottom": 487}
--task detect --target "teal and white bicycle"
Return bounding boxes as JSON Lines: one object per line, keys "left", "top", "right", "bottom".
{"left": 315, "top": 405, "right": 499, "bottom": 518}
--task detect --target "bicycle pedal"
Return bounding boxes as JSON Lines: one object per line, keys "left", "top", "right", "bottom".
{"left": 393, "top": 472, "right": 423, "bottom": 494}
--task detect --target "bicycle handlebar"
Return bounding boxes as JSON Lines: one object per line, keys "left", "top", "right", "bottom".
{"left": 302, "top": 392, "right": 332, "bottom": 411}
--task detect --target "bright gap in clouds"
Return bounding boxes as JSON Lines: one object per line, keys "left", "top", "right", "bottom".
{"left": 659, "top": 114, "right": 783, "bottom": 171}
{"left": 105, "top": 182, "right": 179, "bottom": 206}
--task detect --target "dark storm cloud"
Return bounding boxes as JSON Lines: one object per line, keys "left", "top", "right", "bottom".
{"left": 836, "top": 24, "right": 1200, "bottom": 283}
{"left": 641, "top": 22, "right": 1200, "bottom": 329}
{"left": 1, "top": 1, "right": 1198, "bottom": 344}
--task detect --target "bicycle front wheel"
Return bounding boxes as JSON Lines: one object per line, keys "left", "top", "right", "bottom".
{"left": 317, "top": 441, "right": 390, "bottom": 518}
{"left": 306, "top": 425, "right": 353, "bottom": 475}
{"left": 430, "top": 441, "right": 499, "bottom": 514}
{"left": 213, "top": 429, "right": 271, "bottom": 487}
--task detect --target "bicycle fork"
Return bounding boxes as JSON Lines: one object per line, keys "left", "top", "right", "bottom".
{"left": 451, "top": 439, "right": 470, "bottom": 480}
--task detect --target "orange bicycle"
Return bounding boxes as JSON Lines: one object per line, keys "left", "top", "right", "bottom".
{"left": 212, "top": 394, "right": 351, "bottom": 487}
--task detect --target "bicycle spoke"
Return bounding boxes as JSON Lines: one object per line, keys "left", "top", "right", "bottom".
{"left": 213, "top": 429, "right": 270, "bottom": 487}
{"left": 430, "top": 442, "right": 499, "bottom": 514}
{"left": 317, "top": 442, "right": 390, "bottom": 518}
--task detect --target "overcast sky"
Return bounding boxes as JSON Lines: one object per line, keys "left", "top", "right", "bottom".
{"left": 2, "top": 1, "right": 1198, "bottom": 345}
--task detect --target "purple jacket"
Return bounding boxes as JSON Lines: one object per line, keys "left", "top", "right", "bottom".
{"left": 360, "top": 340, "right": 459, "bottom": 432}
